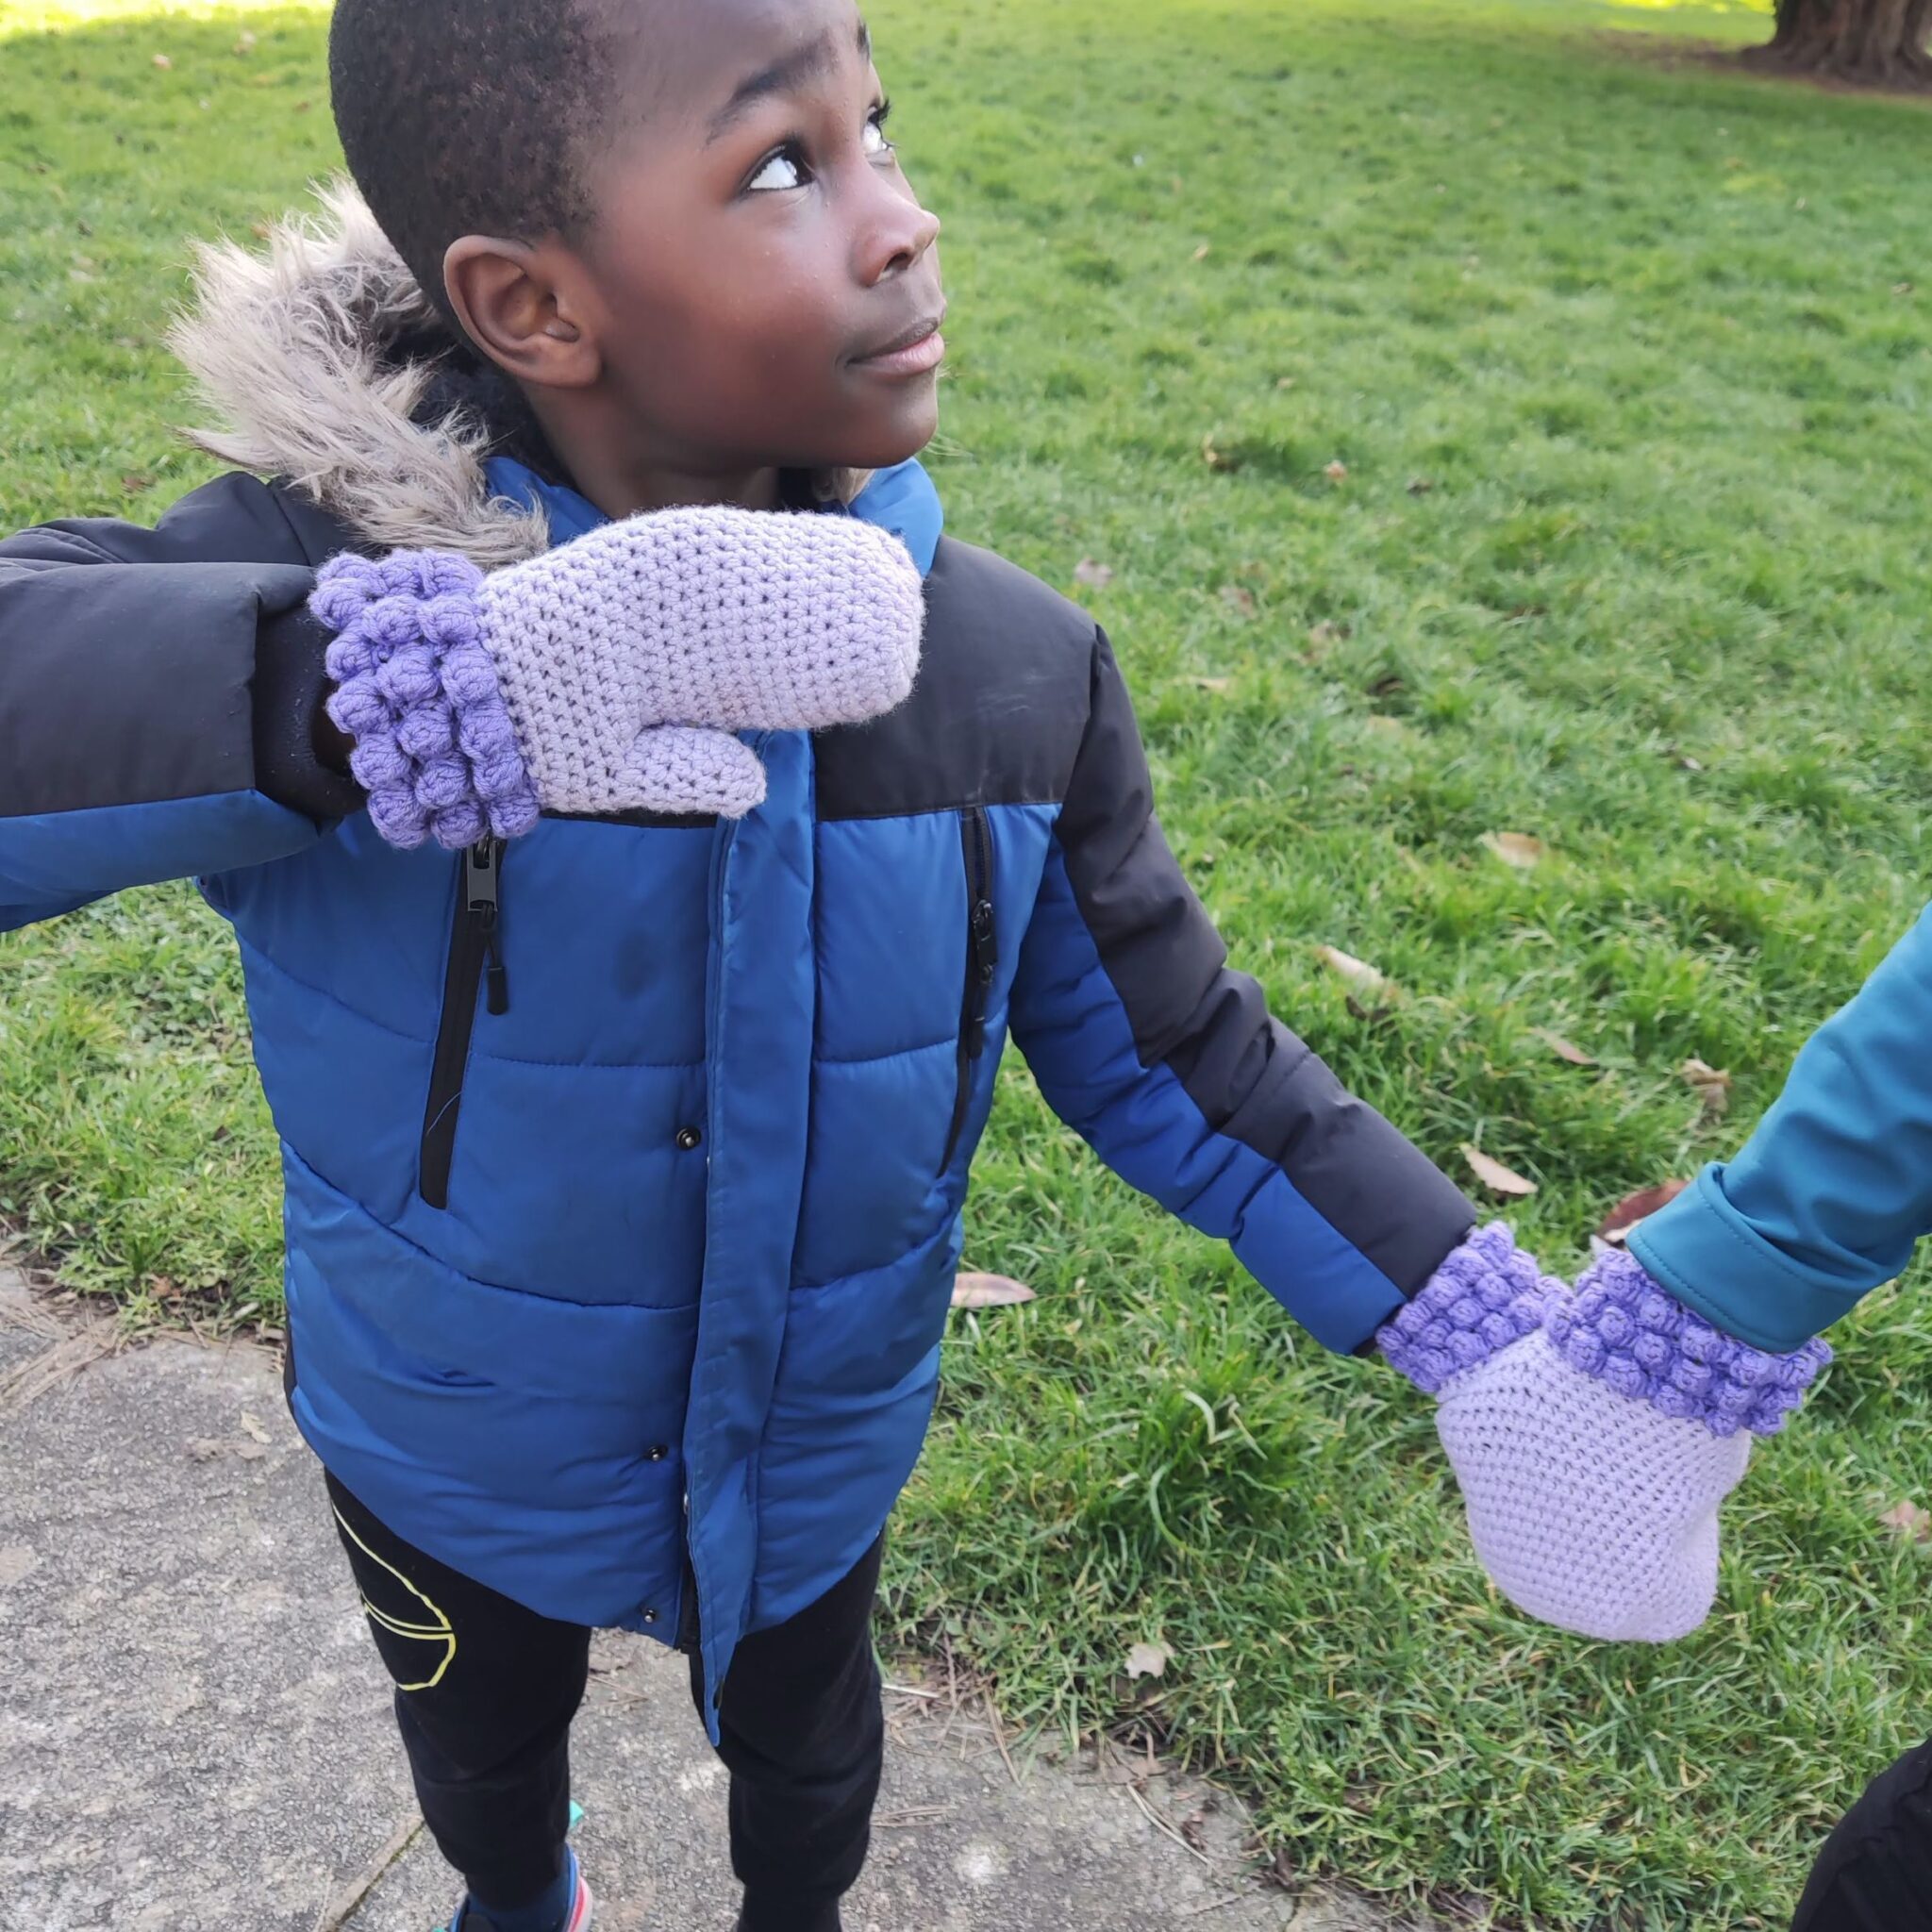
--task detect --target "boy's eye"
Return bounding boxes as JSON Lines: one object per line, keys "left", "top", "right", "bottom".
{"left": 747, "top": 147, "right": 808, "bottom": 193}
{"left": 743, "top": 104, "right": 891, "bottom": 194}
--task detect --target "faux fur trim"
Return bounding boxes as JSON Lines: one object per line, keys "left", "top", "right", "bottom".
{"left": 167, "top": 179, "right": 550, "bottom": 566}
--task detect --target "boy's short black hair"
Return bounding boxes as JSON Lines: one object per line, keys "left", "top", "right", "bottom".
{"left": 328, "top": 0, "right": 622, "bottom": 328}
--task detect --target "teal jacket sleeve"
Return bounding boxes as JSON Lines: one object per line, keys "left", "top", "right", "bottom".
{"left": 1630, "top": 901, "right": 1932, "bottom": 1352}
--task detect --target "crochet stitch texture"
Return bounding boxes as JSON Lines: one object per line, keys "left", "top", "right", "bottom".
{"left": 1383, "top": 1236, "right": 1830, "bottom": 1641}
{"left": 314, "top": 549, "right": 539, "bottom": 850}
{"left": 312, "top": 506, "right": 925, "bottom": 847}
{"left": 1376, "top": 1222, "right": 1555, "bottom": 1393}
{"left": 1435, "top": 1326, "right": 1749, "bottom": 1640}
{"left": 1551, "top": 1247, "right": 1830, "bottom": 1439}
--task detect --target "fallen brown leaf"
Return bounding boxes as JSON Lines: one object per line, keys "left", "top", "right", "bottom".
{"left": 1679, "top": 1058, "right": 1732, "bottom": 1120}
{"left": 1597, "top": 1179, "right": 1690, "bottom": 1244}
{"left": 950, "top": 1273, "right": 1036, "bottom": 1311}
{"left": 1125, "top": 1640, "right": 1173, "bottom": 1681}
{"left": 1315, "top": 945, "right": 1389, "bottom": 998}
{"left": 1879, "top": 1501, "right": 1931, "bottom": 1544}
{"left": 1533, "top": 1027, "right": 1596, "bottom": 1068}
{"left": 1219, "top": 586, "right": 1257, "bottom": 618}
{"left": 1461, "top": 1145, "right": 1537, "bottom": 1199}
{"left": 1324, "top": 459, "right": 1350, "bottom": 483}
{"left": 1479, "top": 831, "right": 1544, "bottom": 870}
{"left": 1074, "top": 558, "right": 1114, "bottom": 589}
{"left": 1191, "top": 242, "right": 1211, "bottom": 262}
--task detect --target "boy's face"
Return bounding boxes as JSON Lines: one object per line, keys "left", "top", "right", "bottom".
{"left": 571, "top": 0, "right": 944, "bottom": 479}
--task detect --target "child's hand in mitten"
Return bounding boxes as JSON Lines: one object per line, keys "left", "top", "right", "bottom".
{"left": 310, "top": 508, "right": 925, "bottom": 848}
{"left": 1378, "top": 1228, "right": 1829, "bottom": 1642}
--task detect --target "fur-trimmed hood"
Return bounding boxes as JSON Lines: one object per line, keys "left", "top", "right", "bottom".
{"left": 168, "top": 180, "right": 553, "bottom": 567}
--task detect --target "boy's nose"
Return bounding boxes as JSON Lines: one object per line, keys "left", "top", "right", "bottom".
{"left": 857, "top": 182, "right": 941, "bottom": 286}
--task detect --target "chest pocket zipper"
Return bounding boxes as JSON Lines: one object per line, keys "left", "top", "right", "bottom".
{"left": 940, "top": 806, "right": 997, "bottom": 1174}
{"left": 419, "top": 838, "right": 508, "bottom": 1209}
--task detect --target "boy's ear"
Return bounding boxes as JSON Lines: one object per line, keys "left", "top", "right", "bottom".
{"left": 441, "top": 236, "right": 602, "bottom": 390}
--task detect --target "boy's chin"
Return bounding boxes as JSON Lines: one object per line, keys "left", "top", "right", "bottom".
{"left": 826, "top": 396, "right": 941, "bottom": 475}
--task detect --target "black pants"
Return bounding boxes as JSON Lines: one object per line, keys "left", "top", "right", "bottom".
{"left": 326, "top": 1474, "right": 884, "bottom": 1932}
{"left": 1791, "top": 1735, "right": 1932, "bottom": 1931}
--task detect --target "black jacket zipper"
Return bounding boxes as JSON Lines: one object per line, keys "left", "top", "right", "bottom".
{"left": 418, "top": 838, "right": 508, "bottom": 1209}
{"left": 940, "top": 806, "right": 997, "bottom": 1173}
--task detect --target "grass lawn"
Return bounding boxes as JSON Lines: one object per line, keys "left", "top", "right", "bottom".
{"left": 4, "top": 0, "right": 1931, "bottom": 1924}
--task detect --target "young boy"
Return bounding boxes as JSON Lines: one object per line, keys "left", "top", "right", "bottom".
{"left": 0, "top": 2, "right": 1824, "bottom": 1926}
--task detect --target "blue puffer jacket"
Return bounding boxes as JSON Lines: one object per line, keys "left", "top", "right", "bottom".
{"left": 0, "top": 207, "right": 1474, "bottom": 1718}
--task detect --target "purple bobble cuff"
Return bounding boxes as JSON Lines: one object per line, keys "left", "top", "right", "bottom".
{"left": 1548, "top": 1248, "right": 1829, "bottom": 1439}
{"left": 311, "top": 551, "right": 541, "bottom": 851}
{"left": 1377, "top": 1223, "right": 1557, "bottom": 1394}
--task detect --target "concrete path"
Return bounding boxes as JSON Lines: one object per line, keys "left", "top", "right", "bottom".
{"left": 0, "top": 1257, "right": 1422, "bottom": 1932}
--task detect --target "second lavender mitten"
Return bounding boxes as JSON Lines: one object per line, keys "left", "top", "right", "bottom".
{"left": 1379, "top": 1231, "right": 1829, "bottom": 1642}
{"left": 310, "top": 508, "right": 925, "bottom": 848}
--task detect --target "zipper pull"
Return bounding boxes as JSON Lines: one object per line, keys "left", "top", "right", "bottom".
{"left": 972, "top": 896, "right": 998, "bottom": 975}
{"left": 465, "top": 839, "right": 510, "bottom": 1015}
{"left": 484, "top": 932, "right": 509, "bottom": 1016}
{"left": 966, "top": 896, "right": 997, "bottom": 1058}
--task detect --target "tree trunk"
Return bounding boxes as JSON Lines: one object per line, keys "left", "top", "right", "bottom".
{"left": 1757, "top": 0, "right": 1932, "bottom": 85}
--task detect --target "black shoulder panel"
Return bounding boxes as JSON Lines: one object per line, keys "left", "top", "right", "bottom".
{"left": 265, "top": 479, "right": 366, "bottom": 566}
{"left": 813, "top": 537, "right": 1096, "bottom": 823}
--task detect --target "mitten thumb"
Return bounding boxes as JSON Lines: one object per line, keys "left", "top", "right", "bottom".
{"left": 613, "top": 725, "right": 768, "bottom": 819}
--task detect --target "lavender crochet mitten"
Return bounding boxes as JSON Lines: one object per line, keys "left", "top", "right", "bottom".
{"left": 309, "top": 508, "right": 925, "bottom": 848}
{"left": 1378, "top": 1228, "right": 1829, "bottom": 1642}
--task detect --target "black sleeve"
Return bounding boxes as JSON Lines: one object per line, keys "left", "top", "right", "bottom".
{"left": 0, "top": 471, "right": 361, "bottom": 824}
{"left": 1008, "top": 625, "right": 1477, "bottom": 1353}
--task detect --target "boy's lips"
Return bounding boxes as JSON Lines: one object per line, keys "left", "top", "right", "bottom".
{"left": 851, "top": 309, "right": 947, "bottom": 376}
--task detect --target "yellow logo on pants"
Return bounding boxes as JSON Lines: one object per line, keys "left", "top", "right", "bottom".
{"left": 332, "top": 1505, "right": 458, "bottom": 1690}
